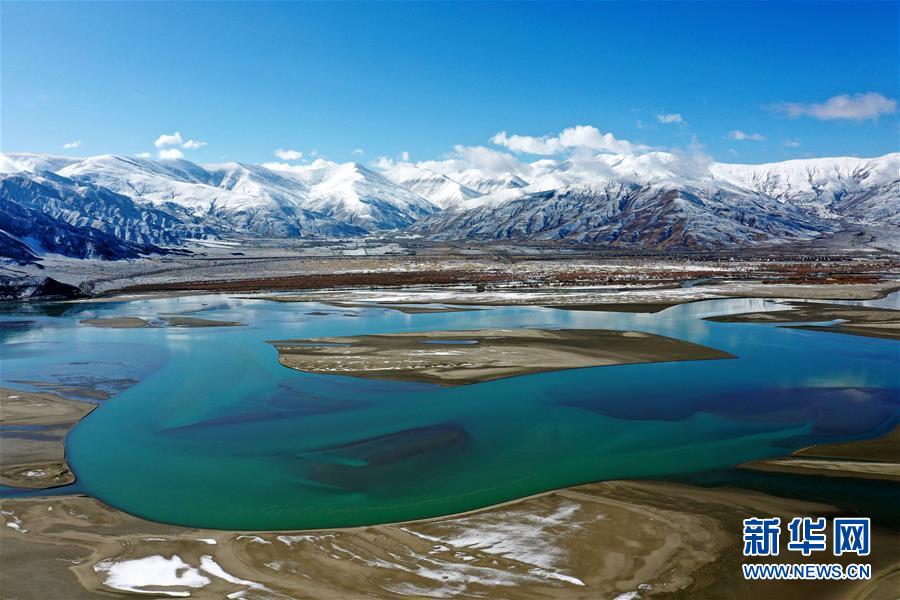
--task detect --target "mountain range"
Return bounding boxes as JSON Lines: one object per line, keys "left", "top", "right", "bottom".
{"left": 1, "top": 151, "right": 897, "bottom": 262}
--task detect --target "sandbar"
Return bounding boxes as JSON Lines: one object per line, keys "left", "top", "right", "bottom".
{"left": 270, "top": 328, "right": 735, "bottom": 386}
{"left": 706, "top": 302, "right": 900, "bottom": 340}
{"left": 80, "top": 315, "right": 244, "bottom": 328}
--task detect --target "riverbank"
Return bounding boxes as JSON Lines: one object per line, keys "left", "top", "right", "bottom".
{"left": 0, "top": 388, "right": 95, "bottom": 488}
{"left": 4, "top": 478, "right": 897, "bottom": 599}
{"left": 742, "top": 425, "right": 900, "bottom": 482}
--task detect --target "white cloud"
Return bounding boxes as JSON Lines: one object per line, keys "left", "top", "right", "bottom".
{"left": 728, "top": 130, "right": 766, "bottom": 141}
{"left": 274, "top": 148, "right": 303, "bottom": 161}
{"left": 136, "top": 152, "right": 153, "bottom": 158}
{"left": 155, "top": 132, "right": 184, "bottom": 148}
{"left": 158, "top": 148, "right": 184, "bottom": 160}
{"left": 656, "top": 113, "right": 684, "bottom": 124}
{"left": 182, "top": 139, "right": 206, "bottom": 149}
{"left": 62, "top": 140, "right": 82, "bottom": 149}
{"left": 400, "top": 150, "right": 410, "bottom": 161}
{"left": 417, "top": 144, "right": 525, "bottom": 176}
{"left": 783, "top": 139, "right": 801, "bottom": 148}
{"left": 491, "top": 125, "right": 643, "bottom": 155}
{"left": 373, "top": 156, "right": 394, "bottom": 169}
{"left": 352, "top": 148, "right": 364, "bottom": 155}
{"left": 773, "top": 92, "right": 897, "bottom": 121}
{"left": 263, "top": 157, "right": 334, "bottom": 175}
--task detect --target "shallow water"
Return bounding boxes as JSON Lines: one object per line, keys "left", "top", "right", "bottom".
{"left": 1, "top": 293, "right": 898, "bottom": 530}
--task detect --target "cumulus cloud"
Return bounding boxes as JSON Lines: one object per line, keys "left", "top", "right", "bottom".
{"left": 136, "top": 152, "right": 152, "bottom": 158}
{"left": 262, "top": 157, "right": 334, "bottom": 175}
{"left": 154, "top": 132, "right": 206, "bottom": 151}
{"left": 62, "top": 140, "right": 82, "bottom": 149}
{"left": 669, "top": 136, "right": 715, "bottom": 179}
{"left": 274, "top": 148, "right": 303, "bottom": 161}
{"left": 417, "top": 144, "right": 525, "bottom": 176}
{"left": 728, "top": 130, "right": 766, "bottom": 141}
{"left": 491, "top": 125, "right": 643, "bottom": 155}
{"left": 372, "top": 156, "right": 395, "bottom": 169}
{"left": 656, "top": 113, "right": 684, "bottom": 124}
{"left": 400, "top": 150, "right": 410, "bottom": 161}
{"left": 352, "top": 148, "right": 364, "bottom": 155}
{"left": 158, "top": 148, "right": 184, "bottom": 160}
{"left": 772, "top": 92, "right": 897, "bottom": 121}
{"left": 154, "top": 132, "right": 184, "bottom": 148}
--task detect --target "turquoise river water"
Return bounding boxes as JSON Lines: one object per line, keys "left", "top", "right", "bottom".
{"left": 1, "top": 293, "right": 897, "bottom": 530}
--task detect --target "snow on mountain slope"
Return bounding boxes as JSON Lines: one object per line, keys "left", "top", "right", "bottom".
{"left": 445, "top": 170, "right": 529, "bottom": 195}
{"left": 0, "top": 174, "right": 168, "bottom": 262}
{"left": 59, "top": 155, "right": 253, "bottom": 212}
{"left": 2, "top": 150, "right": 896, "bottom": 256}
{"left": 711, "top": 153, "right": 900, "bottom": 223}
{"left": 382, "top": 163, "right": 481, "bottom": 208}
{"left": 413, "top": 181, "right": 832, "bottom": 249}
{"left": 266, "top": 160, "right": 439, "bottom": 229}
{"left": 56, "top": 155, "right": 364, "bottom": 236}
{"left": 0, "top": 171, "right": 192, "bottom": 246}
{"left": 0, "top": 152, "right": 82, "bottom": 174}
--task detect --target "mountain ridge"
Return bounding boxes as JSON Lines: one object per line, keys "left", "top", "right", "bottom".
{"left": 1, "top": 151, "right": 897, "bottom": 261}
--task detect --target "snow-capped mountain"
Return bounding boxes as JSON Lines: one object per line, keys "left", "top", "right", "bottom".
{"left": 265, "top": 160, "right": 439, "bottom": 229}
{"left": 0, "top": 171, "right": 193, "bottom": 246}
{"left": 382, "top": 163, "right": 481, "bottom": 209}
{"left": 412, "top": 152, "right": 898, "bottom": 248}
{"left": 411, "top": 182, "right": 832, "bottom": 248}
{"left": 0, "top": 176, "right": 167, "bottom": 262}
{"left": 53, "top": 155, "right": 365, "bottom": 237}
{"left": 0, "top": 150, "right": 896, "bottom": 261}
{"left": 0, "top": 153, "right": 82, "bottom": 175}
{"left": 711, "top": 154, "right": 900, "bottom": 224}
{"left": 446, "top": 171, "right": 528, "bottom": 195}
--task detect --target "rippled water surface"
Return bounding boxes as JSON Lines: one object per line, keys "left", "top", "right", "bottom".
{"left": 1, "top": 293, "right": 897, "bottom": 529}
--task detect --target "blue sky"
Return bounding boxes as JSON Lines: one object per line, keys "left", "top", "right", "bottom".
{"left": 2, "top": 1, "right": 898, "bottom": 166}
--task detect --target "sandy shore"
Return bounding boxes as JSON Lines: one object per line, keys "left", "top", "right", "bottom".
{"left": 706, "top": 302, "right": 900, "bottom": 340}
{"left": 270, "top": 328, "right": 735, "bottom": 386}
{"left": 0, "top": 388, "right": 95, "bottom": 488}
{"left": 4, "top": 479, "right": 897, "bottom": 600}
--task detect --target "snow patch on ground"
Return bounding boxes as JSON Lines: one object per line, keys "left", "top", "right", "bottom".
{"left": 93, "top": 555, "right": 210, "bottom": 597}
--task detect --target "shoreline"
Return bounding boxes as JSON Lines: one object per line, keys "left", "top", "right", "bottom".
{"left": 0, "top": 388, "right": 97, "bottom": 489}
{"left": 3, "top": 478, "right": 898, "bottom": 599}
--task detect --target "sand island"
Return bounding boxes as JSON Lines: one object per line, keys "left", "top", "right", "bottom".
{"left": 269, "top": 328, "right": 735, "bottom": 386}
{"left": 705, "top": 302, "right": 900, "bottom": 340}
